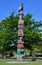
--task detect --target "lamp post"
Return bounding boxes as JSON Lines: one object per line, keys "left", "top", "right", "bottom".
{"left": 17, "top": 4, "right": 24, "bottom": 62}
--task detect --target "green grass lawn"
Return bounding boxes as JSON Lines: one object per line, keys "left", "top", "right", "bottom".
{"left": 0, "top": 59, "right": 42, "bottom": 65}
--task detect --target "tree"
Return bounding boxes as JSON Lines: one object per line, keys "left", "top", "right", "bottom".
{"left": 23, "top": 14, "right": 42, "bottom": 52}
{"left": 0, "top": 12, "right": 42, "bottom": 54}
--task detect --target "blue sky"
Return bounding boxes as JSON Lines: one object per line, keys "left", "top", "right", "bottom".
{"left": 0, "top": 0, "right": 42, "bottom": 22}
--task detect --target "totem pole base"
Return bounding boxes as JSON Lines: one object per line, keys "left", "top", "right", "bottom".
{"left": 17, "top": 54, "right": 24, "bottom": 62}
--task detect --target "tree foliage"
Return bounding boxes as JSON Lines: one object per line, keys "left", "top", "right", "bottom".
{"left": 0, "top": 12, "right": 42, "bottom": 53}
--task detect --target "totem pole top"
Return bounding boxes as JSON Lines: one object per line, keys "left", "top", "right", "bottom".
{"left": 18, "top": 4, "right": 23, "bottom": 12}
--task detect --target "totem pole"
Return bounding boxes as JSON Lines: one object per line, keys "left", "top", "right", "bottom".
{"left": 17, "top": 4, "right": 24, "bottom": 61}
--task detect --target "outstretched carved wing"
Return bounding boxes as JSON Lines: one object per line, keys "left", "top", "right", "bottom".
{"left": 18, "top": 4, "right": 23, "bottom": 12}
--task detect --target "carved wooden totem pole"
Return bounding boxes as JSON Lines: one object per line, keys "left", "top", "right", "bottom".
{"left": 17, "top": 4, "right": 24, "bottom": 61}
